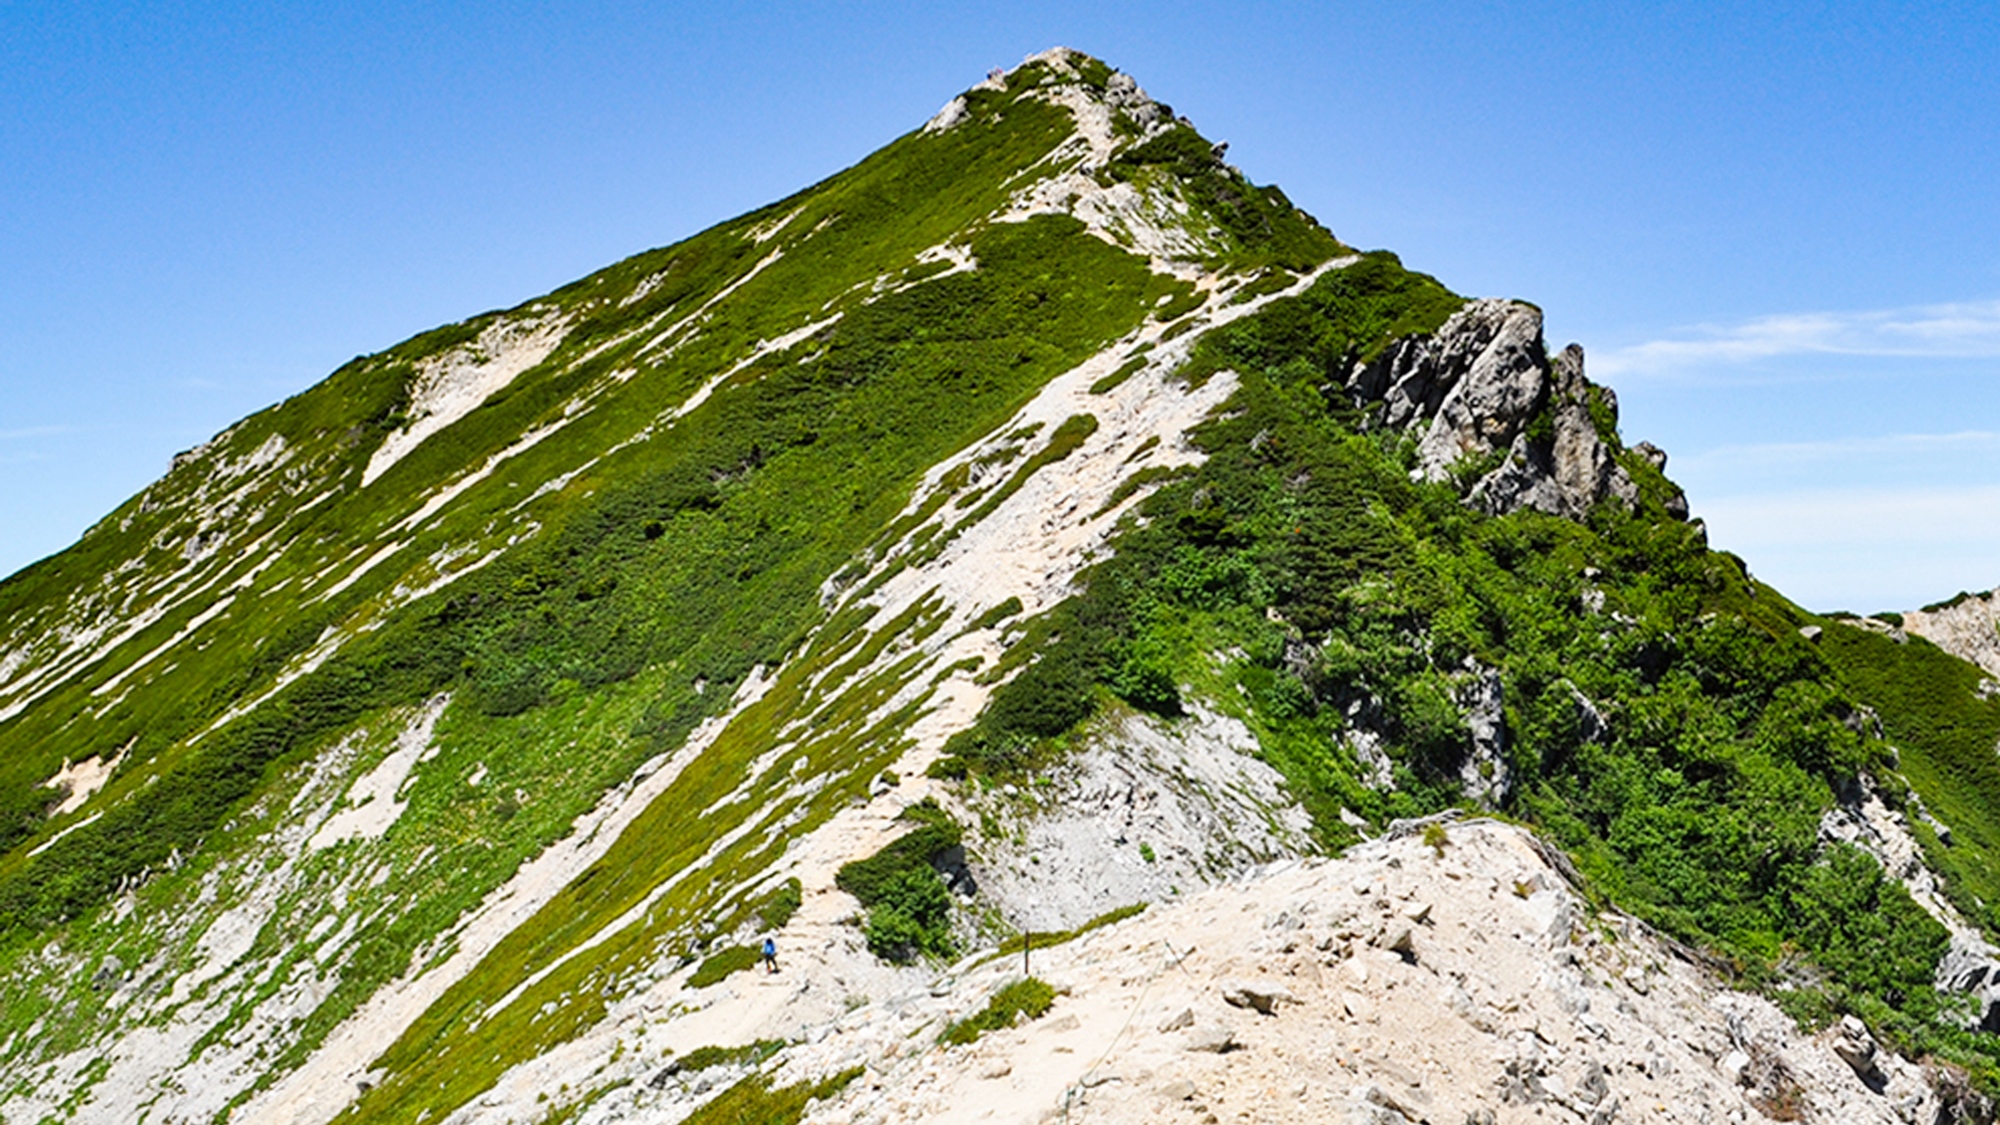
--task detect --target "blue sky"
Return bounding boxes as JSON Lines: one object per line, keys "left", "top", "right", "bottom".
{"left": 3, "top": 1, "right": 1997, "bottom": 612}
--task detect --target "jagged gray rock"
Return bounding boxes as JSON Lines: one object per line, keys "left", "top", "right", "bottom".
{"left": 1336, "top": 688, "right": 1395, "bottom": 790}
{"left": 1102, "top": 70, "right": 1164, "bottom": 131}
{"left": 1457, "top": 660, "right": 1510, "bottom": 808}
{"left": 1566, "top": 681, "right": 1609, "bottom": 744}
{"left": 1937, "top": 940, "right": 2000, "bottom": 1032}
{"left": 1345, "top": 299, "right": 1660, "bottom": 522}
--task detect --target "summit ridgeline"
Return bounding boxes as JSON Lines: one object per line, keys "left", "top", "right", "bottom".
{"left": 4, "top": 47, "right": 2000, "bottom": 1124}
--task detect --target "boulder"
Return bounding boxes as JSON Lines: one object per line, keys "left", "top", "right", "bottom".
{"left": 1219, "top": 979, "right": 1299, "bottom": 1014}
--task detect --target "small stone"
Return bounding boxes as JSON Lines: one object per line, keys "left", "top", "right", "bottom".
{"left": 1221, "top": 979, "right": 1298, "bottom": 1015}
{"left": 1357, "top": 1081, "right": 1427, "bottom": 1120}
{"left": 1722, "top": 1049, "right": 1751, "bottom": 1081}
{"left": 1161, "top": 1079, "right": 1197, "bottom": 1100}
{"left": 1081, "top": 1071, "right": 1122, "bottom": 1088}
{"left": 1578, "top": 1059, "right": 1610, "bottom": 1105}
{"left": 1158, "top": 1007, "right": 1195, "bottom": 1032}
{"left": 1341, "top": 991, "right": 1376, "bottom": 1021}
{"left": 979, "top": 1059, "right": 1013, "bottom": 1080}
{"left": 1186, "top": 1025, "right": 1237, "bottom": 1053}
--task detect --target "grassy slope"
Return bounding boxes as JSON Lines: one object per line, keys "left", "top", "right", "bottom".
{"left": 7, "top": 45, "right": 2000, "bottom": 1121}
{"left": 1819, "top": 623, "right": 2000, "bottom": 928}
{"left": 0, "top": 53, "right": 1350, "bottom": 1123}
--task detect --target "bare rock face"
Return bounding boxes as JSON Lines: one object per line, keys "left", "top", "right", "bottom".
{"left": 961, "top": 704, "right": 1315, "bottom": 931}
{"left": 743, "top": 820, "right": 1975, "bottom": 1125}
{"left": 1902, "top": 588, "right": 2000, "bottom": 680}
{"left": 1937, "top": 940, "right": 2000, "bottom": 1033}
{"left": 1456, "top": 659, "right": 1510, "bottom": 809}
{"left": 1351, "top": 299, "right": 1541, "bottom": 442}
{"left": 1345, "top": 299, "right": 1675, "bottom": 523}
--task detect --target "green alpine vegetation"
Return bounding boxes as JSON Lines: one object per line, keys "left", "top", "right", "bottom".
{"left": 836, "top": 798, "right": 965, "bottom": 962}
{"left": 939, "top": 977, "right": 1059, "bottom": 1046}
{"left": 3, "top": 45, "right": 2000, "bottom": 1124}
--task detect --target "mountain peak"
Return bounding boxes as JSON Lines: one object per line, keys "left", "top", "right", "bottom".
{"left": 7, "top": 45, "right": 2000, "bottom": 1125}
{"left": 926, "top": 46, "right": 1177, "bottom": 157}
{"left": 917, "top": 48, "right": 1336, "bottom": 269}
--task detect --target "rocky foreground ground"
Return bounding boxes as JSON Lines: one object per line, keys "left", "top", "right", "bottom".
{"left": 565, "top": 817, "right": 1957, "bottom": 1125}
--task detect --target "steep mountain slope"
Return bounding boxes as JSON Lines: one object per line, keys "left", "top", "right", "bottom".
{"left": 5, "top": 47, "right": 2000, "bottom": 1124}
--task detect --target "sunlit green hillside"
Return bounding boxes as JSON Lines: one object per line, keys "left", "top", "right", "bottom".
{"left": 4, "top": 47, "right": 2000, "bottom": 1124}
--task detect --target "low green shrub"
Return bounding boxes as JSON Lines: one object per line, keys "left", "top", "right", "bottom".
{"left": 940, "top": 977, "right": 1057, "bottom": 1046}
{"left": 1090, "top": 356, "right": 1149, "bottom": 395}
{"left": 994, "top": 902, "right": 1148, "bottom": 959}
{"left": 681, "top": 1064, "right": 859, "bottom": 1125}
{"left": 967, "top": 597, "right": 1024, "bottom": 633}
{"left": 672, "top": 1040, "right": 784, "bottom": 1074}
{"left": 862, "top": 867, "right": 955, "bottom": 962}
{"left": 755, "top": 878, "right": 803, "bottom": 931}
{"left": 687, "top": 945, "right": 760, "bottom": 989}
{"left": 836, "top": 799, "right": 963, "bottom": 962}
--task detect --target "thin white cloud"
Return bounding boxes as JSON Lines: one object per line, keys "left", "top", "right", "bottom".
{"left": 1678, "top": 430, "right": 2000, "bottom": 472}
{"left": 1594, "top": 298, "right": 2000, "bottom": 376}
{"left": 0, "top": 425, "right": 71, "bottom": 441}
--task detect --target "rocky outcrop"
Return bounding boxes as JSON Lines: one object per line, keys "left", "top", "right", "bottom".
{"left": 1903, "top": 588, "right": 2000, "bottom": 680}
{"left": 1818, "top": 776, "right": 2000, "bottom": 1032}
{"left": 1938, "top": 941, "right": 2000, "bottom": 1033}
{"left": 1456, "top": 659, "right": 1510, "bottom": 808}
{"left": 1345, "top": 299, "right": 1665, "bottom": 522}
{"left": 1101, "top": 69, "right": 1166, "bottom": 132}
{"left": 961, "top": 705, "right": 1316, "bottom": 932}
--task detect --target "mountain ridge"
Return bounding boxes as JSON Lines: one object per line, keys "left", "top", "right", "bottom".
{"left": 4, "top": 46, "right": 2000, "bottom": 1125}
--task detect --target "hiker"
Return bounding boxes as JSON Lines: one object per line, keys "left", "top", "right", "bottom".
{"left": 762, "top": 936, "right": 779, "bottom": 973}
